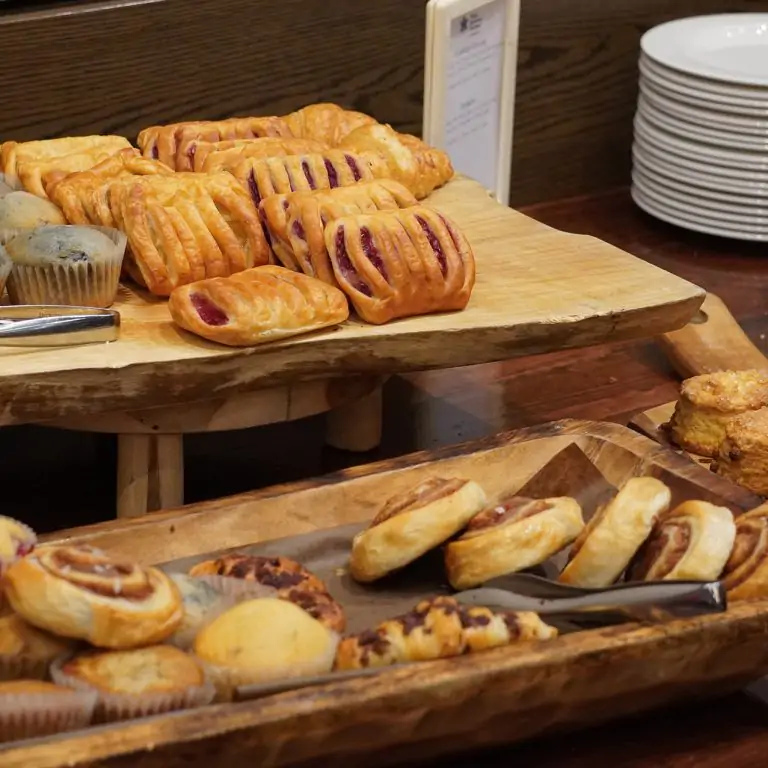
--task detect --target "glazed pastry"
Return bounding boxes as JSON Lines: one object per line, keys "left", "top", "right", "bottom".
{"left": 193, "top": 598, "right": 339, "bottom": 699}
{"left": 0, "top": 191, "right": 66, "bottom": 241}
{"left": 3, "top": 544, "right": 183, "bottom": 649}
{"left": 559, "top": 477, "right": 672, "bottom": 588}
{"left": 326, "top": 206, "right": 475, "bottom": 324}
{"left": 260, "top": 180, "right": 417, "bottom": 283}
{"left": 284, "top": 103, "right": 378, "bottom": 147}
{"left": 108, "top": 172, "right": 271, "bottom": 296}
{"left": 722, "top": 503, "right": 768, "bottom": 600}
{"left": 712, "top": 407, "right": 768, "bottom": 495}
{"left": 349, "top": 477, "right": 487, "bottom": 583}
{"left": 197, "top": 137, "right": 328, "bottom": 173}
{"left": 667, "top": 369, "right": 768, "bottom": 458}
{"left": 339, "top": 123, "right": 454, "bottom": 199}
{"left": 334, "top": 596, "right": 557, "bottom": 671}
{"left": 444, "top": 497, "right": 585, "bottom": 590}
{"left": 0, "top": 613, "right": 77, "bottom": 681}
{"left": 626, "top": 501, "right": 736, "bottom": 582}
{"left": 232, "top": 150, "right": 390, "bottom": 207}
{"left": 168, "top": 265, "right": 350, "bottom": 347}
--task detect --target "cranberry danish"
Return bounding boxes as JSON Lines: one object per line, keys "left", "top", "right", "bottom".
{"left": 325, "top": 206, "right": 475, "bottom": 324}
{"left": 196, "top": 137, "right": 328, "bottom": 173}
{"left": 284, "top": 103, "right": 378, "bottom": 147}
{"left": 722, "top": 503, "right": 768, "bottom": 600}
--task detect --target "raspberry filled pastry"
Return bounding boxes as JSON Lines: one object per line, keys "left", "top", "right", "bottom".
{"left": 196, "top": 137, "right": 328, "bottom": 173}
{"left": 284, "top": 103, "right": 378, "bottom": 147}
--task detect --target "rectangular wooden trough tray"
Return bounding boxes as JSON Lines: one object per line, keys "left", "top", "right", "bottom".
{"left": 5, "top": 419, "right": 768, "bottom": 768}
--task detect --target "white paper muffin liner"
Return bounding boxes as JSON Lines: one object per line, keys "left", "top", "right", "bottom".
{"left": 50, "top": 657, "right": 215, "bottom": 723}
{"left": 5, "top": 225, "right": 127, "bottom": 307}
{"left": 0, "top": 686, "right": 96, "bottom": 743}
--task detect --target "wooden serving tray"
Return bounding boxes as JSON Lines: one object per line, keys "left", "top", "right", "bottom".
{"left": 0, "top": 176, "right": 704, "bottom": 426}
{"left": 7, "top": 420, "right": 768, "bottom": 768}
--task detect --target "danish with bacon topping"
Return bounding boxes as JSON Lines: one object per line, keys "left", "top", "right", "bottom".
{"left": 445, "top": 497, "right": 585, "bottom": 590}
{"left": 3, "top": 545, "right": 183, "bottom": 649}
{"left": 325, "top": 206, "right": 475, "bottom": 324}
{"left": 334, "top": 596, "right": 557, "bottom": 670}
{"left": 722, "top": 503, "right": 768, "bottom": 600}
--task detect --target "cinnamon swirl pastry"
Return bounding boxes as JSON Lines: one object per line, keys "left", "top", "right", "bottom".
{"left": 349, "top": 477, "right": 487, "bottom": 583}
{"left": 334, "top": 596, "right": 557, "bottom": 671}
{"left": 722, "top": 503, "right": 768, "bottom": 600}
{"left": 559, "top": 477, "right": 672, "bottom": 588}
{"left": 445, "top": 497, "right": 585, "bottom": 590}
{"left": 626, "top": 501, "right": 736, "bottom": 582}
{"left": 3, "top": 545, "right": 183, "bottom": 649}
{"left": 712, "top": 407, "right": 768, "bottom": 496}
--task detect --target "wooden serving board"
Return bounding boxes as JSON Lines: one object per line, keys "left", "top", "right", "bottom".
{"left": 0, "top": 176, "right": 704, "bottom": 426}
{"left": 7, "top": 420, "right": 768, "bottom": 768}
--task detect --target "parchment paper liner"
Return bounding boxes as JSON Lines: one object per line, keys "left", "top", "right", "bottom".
{"left": 50, "top": 656, "right": 215, "bottom": 723}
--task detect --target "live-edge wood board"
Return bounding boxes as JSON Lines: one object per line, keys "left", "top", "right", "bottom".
{"left": 0, "top": 176, "right": 704, "bottom": 426}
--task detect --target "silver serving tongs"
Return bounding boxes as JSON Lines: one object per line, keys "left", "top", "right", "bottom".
{"left": 453, "top": 572, "right": 726, "bottom": 624}
{"left": 0, "top": 305, "right": 120, "bottom": 346}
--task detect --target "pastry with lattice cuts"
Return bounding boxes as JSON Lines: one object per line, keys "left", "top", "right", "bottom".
{"left": 195, "top": 137, "right": 328, "bottom": 173}
{"left": 284, "top": 103, "right": 378, "bottom": 146}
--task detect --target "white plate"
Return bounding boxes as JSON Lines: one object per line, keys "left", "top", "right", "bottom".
{"left": 641, "top": 14, "right": 768, "bottom": 87}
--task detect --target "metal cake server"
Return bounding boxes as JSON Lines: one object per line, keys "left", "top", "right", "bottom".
{"left": 0, "top": 306, "right": 120, "bottom": 346}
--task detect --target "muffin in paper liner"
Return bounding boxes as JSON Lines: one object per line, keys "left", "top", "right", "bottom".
{"left": 4, "top": 224, "right": 126, "bottom": 307}
{"left": 50, "top": 647, "right": 215, "bottom": 723}
{"left": 0, "top": 174, "right": 16, "bottom": 197}
{"left": 0, "top": 680, "right": 96, "bottom": 743}
{"left": 0, "top": 245, "right": 10, "bottom": 298}
{"left": 0, "top": 191, "right": 67, "bottom": 244}
{"left": 0, "top": 614, "right": 78, "bottom": 681}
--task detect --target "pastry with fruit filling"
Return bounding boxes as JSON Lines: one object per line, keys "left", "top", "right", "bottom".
{"left": 196, "top": 137, "right": 328, "bottom": 173}
{"left": 284, "top": 103, "right": 378, "bottom": 147}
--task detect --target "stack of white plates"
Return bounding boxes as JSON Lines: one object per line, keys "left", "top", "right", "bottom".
{"left": 633, "top": 14, "right": 768, "bottom": 241}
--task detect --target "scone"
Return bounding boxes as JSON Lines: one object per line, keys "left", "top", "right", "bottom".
{"left": 667, "top": 369, "right": 768, "bottom": 458}
{"left": 559, "top": 477, "right": 672, "bottom": 587}
{"left": 0, "top": 613, "right": 77, "bottom": 681}
{"left": 712, "top": 407, "right": 768, "bottom": 495}
{"left": 722, "top": 503, "right": 768, "bottom": 600}
{"left": 334, "top": 596, "right": 557, "bottom": 670}
{"left": 444, "top": 497, "right": 585, "bottom": 590}
{"left": 193, "top": 598, "right": 339, "bottom": 700}
{"left": 4, "top": 544, "right": 183, "bottom": 649}
{"left": 51, "top": 645, "right": 213, "bottom": 722}
{"left": 626, "top": 501, "right": 736, "bottom": 582}
{"left": 349, "top": 477, "right": 487, "bottom": 583}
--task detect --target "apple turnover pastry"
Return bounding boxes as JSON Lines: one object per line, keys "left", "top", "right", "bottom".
{"left": 284, "top": 103, "right": 378, "bottom": 147}
{"left": 349, "top": 477, "right": 487, "bottom": 583}
{"left": 722, "top": 503, "right": 768, "bottom": 600}
{"left": 168, "top": 264, "right": 349, "bottom": 346}
{"left": 559, "top": 477, "right": 672, "bottom": 588}
{"left": 334, "top": 596, "right": 557, "bottom": 670}
{"left": 626, "top": 501, "right": 736, "bottom": 582}
{"left": 445, "top": 497, "right": 585, "bottom": 590}
{"left": 712, "top": 407, "right": 768, "bottom": 496}
{"left": 196, "top": 137, "right": 328, "bottom": 174}
{"left": 260, "top": 180, "right": 417, "bottom": 282}
{"left": 339, "top": 123, "right": 454, "bottom": 199}
{"left": 325, "top": 206, "right": 475, "bottom": 324}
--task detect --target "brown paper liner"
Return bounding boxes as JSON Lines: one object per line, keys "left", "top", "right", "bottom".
{"left": 0, "top": 655, "right": 52, "bottom": 682}
{"left": 0, "top": 687, "right": 96, "bottom": 743}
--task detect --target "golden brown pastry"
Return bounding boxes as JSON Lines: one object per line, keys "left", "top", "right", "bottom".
{"left": 260, "top": 180, "right": 417, "bottom": 283}
{"left": 334, "top": 596, "right": 557, "bottom": 671}
{"left": 338, "top": 123, "right": 454, "bottom": 199}
{"left": 325, "top": 206, "right": 475, "bottom": 324}
{"left": 284, "top": 103, "right": 378, "bottom": 147}
{"left": 197, "top": 137, "right": 328, "bottom": 173}
{"left": 0, "top": 613, "right": 77, "bottom": 681}
{"left": 3, "top": 544, "right": 183, "bottom": 649}
{"left": 109, "top": 172, "right": 271, "bottom": 295}
{"left": 559, "top": 477, "right": 672, "bottom": 588}
{"left": 232, "top": 150, "right": 390, "bottom": 207}
{"left": 667, "top": 369, "right": 768, "bottom": 458}
{"left": 349, "top": 477, "right": 487, "bottom": 583}
{"left": 189, "top": 553, "right": 345, "bottom": 632}
{"left": 168, "top": 264, "right": 349, "bottom": 346}
{"left": 712, "top": 407, "right": 768, "bottom": 495}
{"left": 445, "top": 497, "right": 585, "bottom": 590}
{"left": 722, "top": 503, "right": 768, "bottom": 600}
{"left": 0, "top": 516, "right": 36, "bottom": 573}
{"left": 625, "top": 501, "right": 736, "bottom": 582}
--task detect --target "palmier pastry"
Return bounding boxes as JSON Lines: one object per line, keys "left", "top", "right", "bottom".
{"left": 559, "top": 477, "right": 672, "bottom": 588}
{"left": 667, "top": 369, "right": 768, "bottom": 458}
{"left": 231, "top": 150, "right": 390, "bottom": 207}
{"left": 626, "top": 501, "right": 736, "bottom": 582}
{"left": 722, "top": 503, "right": 768, "bottom": 600}
{"left": 445, "top": 497, "right": 585, "bottom": 590}
{"left": 168, "top": 265, "right": 349, "bottom": 347}
{"left": 3, "top": 545, "right": 183, "bottom": 649}
{"left": 197, "top": 137, "right": 328, "bottom": 173}
{"left": 349, "top": 477, "right": 487, "bottom": 583}
{"left": 338, "top": 123, "right": 454, "bottom": 199}
{"left": 188, "top": 553, "right": 345, "bottom": 632}
{"left": 712, "top": 407, "right": 768, "bottom": 496}
{"left": 260, "top": 180, "right": 417, "bottom": 282}
{"left": 284, "top": 103, "right": 378, "bottom": 147}
{"left": 334, "top": 596, "right": 557, "bottom": 671}
{"left": 326, "top": 206, "right": 475, "bottom": 324}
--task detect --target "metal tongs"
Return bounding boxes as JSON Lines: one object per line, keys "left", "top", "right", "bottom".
{"left": 0, "top": 305, "right": 120, "bottom": 346}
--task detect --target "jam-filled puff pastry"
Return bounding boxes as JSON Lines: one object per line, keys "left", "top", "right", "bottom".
{"left": 284, "top": 103, "right": 378, "bottom": 147}
{"left": 325, "top": 206, "right": 475, "bottom": 324}
{"left": 259, "top": 180, "right": 417, "bottom": 283}
{"left": 196, "top": 137, "right": 328, "bottom": 173}
{"left": 168, "top": 264, "right": 349, "bottom": 347}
